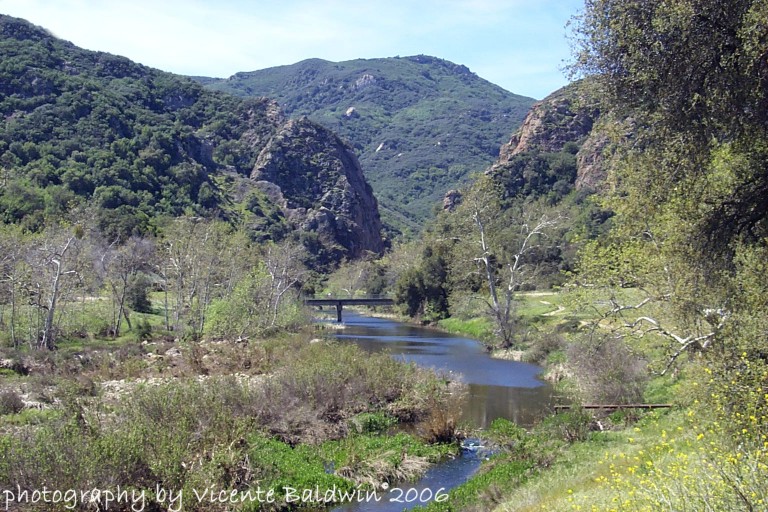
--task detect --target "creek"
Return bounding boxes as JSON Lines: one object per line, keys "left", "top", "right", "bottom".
{"left": 328, "top": 312, "right": 555, "bottom": 511}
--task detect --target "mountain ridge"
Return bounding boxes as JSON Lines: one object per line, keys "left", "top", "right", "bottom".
{"left": 199, "top": 55, "right": 537, "bottom": 234}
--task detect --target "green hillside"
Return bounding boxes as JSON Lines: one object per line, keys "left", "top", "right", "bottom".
{"left": 0, "top": 15, "right": 384, "bottom": 268}
{"left": 201, "top": 56, "right": 536, "bottom": 234}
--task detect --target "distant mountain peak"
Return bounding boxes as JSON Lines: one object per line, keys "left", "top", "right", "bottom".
{"left": 199, "top": 55, "right": 536, "bottom": 235}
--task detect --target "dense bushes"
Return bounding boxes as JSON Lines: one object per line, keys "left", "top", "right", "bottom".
{"left": 0, "top": 337, "right": 458, "bottom": 511}
{"left": 566, "top": 335, "right": 648, "bottom": 405}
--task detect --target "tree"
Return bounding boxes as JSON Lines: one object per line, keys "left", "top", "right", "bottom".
{"left": 323, "top": 255, "right": 385, "bottom": 298}
{"left": 0, "top": 225, "right": 29, "bottom": 347}
{"left": 570, "top": 0, "right": 768, "bottom": 255}
{"left": 96, "top": 236, "right": 155, "bottom": 337}
{"left": 391, "top": 245, "right": 450, "bottom": 321}
{"left": 569, "top": 0, "right": 768, "bottom": 463}
{"left": 452, "top": 177, "right": 562, "bottom": 348}
{"left": 205, "top": 239, "right": 308, "bottom": 339}
{"left": 260, "top": 240, "right": 309, "bottom": 328}
{"left": 569, "top": 0, "right": 768, "bottom": 362}
{"left": 159, "top": 218, "right": 240, "bottom": 338}
{"left": 26, "top": 224, "right": 85, "bottom": 350}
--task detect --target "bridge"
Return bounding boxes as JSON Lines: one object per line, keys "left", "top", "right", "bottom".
{"left": 304, "top": 296, "right": 394, "bottom": 322}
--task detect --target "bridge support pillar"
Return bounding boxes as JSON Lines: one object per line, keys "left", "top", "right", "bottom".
{"left": 336, "top": 302, "right": 343, "bottom": 323}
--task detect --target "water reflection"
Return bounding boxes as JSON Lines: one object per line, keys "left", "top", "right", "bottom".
{"left": 322, "top": 311, "right": 555, "bottom": 512}
{"left": 330, "top": 311, "right": 554, "bottom": 428}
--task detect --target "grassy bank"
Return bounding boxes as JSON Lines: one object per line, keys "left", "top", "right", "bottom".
{"left": 436, "top": 291, "right": 576, "bottom": 344}
{"left": 407, "top": 285, "right": 768, "bottom": 512}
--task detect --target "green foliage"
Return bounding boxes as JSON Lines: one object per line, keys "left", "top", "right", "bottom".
{"left": 569, "top": 0, "right": 768, "bottom": 365}
{"left": 132, "top": 318, "right": 153, "bottom": 341}
{"left": 491, "top": 149, "right": 578, "bottom": 205}
{"left": 348, "top": 412, "right": 397, "bottom": 434}
{"left": 244, "top": 433, "right": 355, "bottom": 504}
{"left": 538, "top": 409, "right": 594, "bottom": 444}
{"left": 125, "top": 273, "right": 153, "bottom": 313}
{"left": 0, "top": 15, "right": 273, "bottom": 239}
{"left": 419, "top": 456, "right": 531, "bottom": 512}
{"left": 0, "top": 15, "right": 382, "bottom": 270}
{"left": 323, "top": 257, "right": 387, "bottom": 297}
{"left": 393, "top": 245, "right": 450, "bottom": 321}
{"left": 553, "top": 1, "right": 768, "bottom": 507}
{"left": 204, "top": 245, "right": 308, "bottom": 340}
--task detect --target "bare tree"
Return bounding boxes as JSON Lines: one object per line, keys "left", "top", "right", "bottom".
{"left": 0, "top": 226, "right": 29, "bottom": 347}
{"left": 457, "top": 179, "right": 562, "bottom": 348}
{"left": 159, "top": 219, "right": 252, "bottom": 338}
{"left": 96, "top": 236, "right": 155, "bottom": 337}
{"left": 261, "top": 240, "right": 308, "bottom": 328}
{"left": 26, "top": 226, "right": 86, "bottom": 350}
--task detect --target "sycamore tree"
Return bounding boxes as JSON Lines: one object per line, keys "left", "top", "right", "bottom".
{"left": 570, "top": 0, "right": 768, "bottom": 363}
{"left": 450, "top": 176, "right": 562, "bottom": 348}
{"left": 570, "top": 139, "right": 733, "bottom": 374}
{"left": 323, "top": 255, "right": 385, "bottom": 298}
{"left": 159, "top": 218, "right": 245, "bottom": 338}
{"left": 205, "top": 239, "right": 309, "bottom": 340}
{"left": 0, "top": 225, "right": 29, "bottom": 347}
{"left": 25, "top": 224, "right": 86, "bottom": 350}
{"left": 96, "top": 236, "right": 155, "bottom": 337}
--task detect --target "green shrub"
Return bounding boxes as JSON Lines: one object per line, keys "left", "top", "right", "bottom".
{"left": 538, "top": 409, "right": 594, "bottom": 444}
{"left": 349, "top": 412, "right": 397, "bottom": 434}
{"left": 566, "top": 335, "right": 648, "bottom": 404}
{"left": 523, "top": 331, "right": 565, "bottom": 365}
{"left": 133, "top": 318, "right": 153, "bottom": 341}
{"left": 126, "top": 273, "right": 153, "bottom": 313}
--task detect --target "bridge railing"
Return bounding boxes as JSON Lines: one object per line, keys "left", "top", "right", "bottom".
{"left": 302, "top": 295, "right": 395, "bottom": 321}
{"left": 302, "top": 294, "right": 394, "bottom": 301}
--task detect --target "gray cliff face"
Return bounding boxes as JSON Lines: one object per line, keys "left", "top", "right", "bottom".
{"left": 251, "top": 117, "right": 385, "bottom": 261}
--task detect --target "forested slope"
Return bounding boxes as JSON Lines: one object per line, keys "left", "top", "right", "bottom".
{"left": 201, "top": 56, "right": 536, "bottom": 234}
{"left": 0, "top": 15, "right": 384, "bottom": 268}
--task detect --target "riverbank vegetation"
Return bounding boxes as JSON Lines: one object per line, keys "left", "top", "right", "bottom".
{"left": 0, "top": 217, "right": 466, "bottom": 510}
{"left": 383, "top": 0, "right": 768, "bottom": 510}
{"left": 0, "top": 324, "right": 463, "bottom": 511}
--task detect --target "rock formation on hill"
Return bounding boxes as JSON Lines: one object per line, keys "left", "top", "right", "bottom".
{"left": 0, "top": 14, "right": 384, "bottom": 268}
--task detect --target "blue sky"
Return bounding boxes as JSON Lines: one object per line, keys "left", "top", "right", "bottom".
{"left": 0, "top": 0, "right": 583, "bottom": 99}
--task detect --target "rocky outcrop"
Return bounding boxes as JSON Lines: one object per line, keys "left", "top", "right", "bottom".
{"left": 442, "top": 189, "right": 462, "bottom": 211}
{"left": 251, "top": 117, "right": 385, "bottom": 262}
{"left": 574, "top": 131, "right": 610, "bottom": 190}
{"left": 493, "top": 81, "right": 608, "bottom": 192}
{"left": 499, "top": 87, "right": 597, "bottom": 158}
